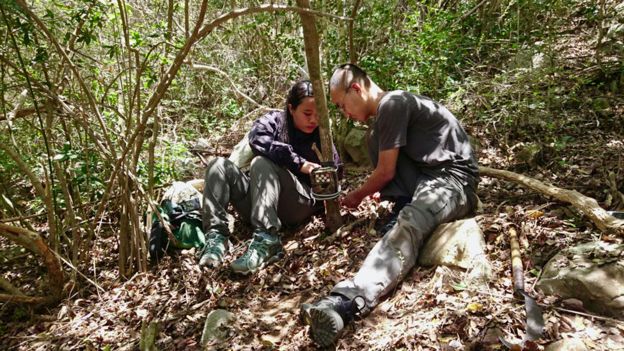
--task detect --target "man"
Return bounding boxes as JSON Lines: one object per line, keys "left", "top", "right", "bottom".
{"left": 300, "top": 64, "right": 479, "bottom": 346}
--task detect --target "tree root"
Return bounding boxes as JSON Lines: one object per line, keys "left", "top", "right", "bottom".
{"left": 0, "top": 223, "right": 64, "bottom": 304}
{"left": 480, "top": 166, "right": 624, "bottom": 235}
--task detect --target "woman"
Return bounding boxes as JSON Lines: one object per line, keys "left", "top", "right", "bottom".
{"left": 199, "top": 80, "right": 342, "bottom": 274}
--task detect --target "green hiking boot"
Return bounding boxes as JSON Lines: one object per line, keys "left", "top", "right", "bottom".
{"left": 197, "top": 230, "right": 229, "bottom": 268}
{"left": 300, "top": 294, "right": 367, "bottom": 347}
{"left": 230, "top": 230, "right": 284, "bottom": 274}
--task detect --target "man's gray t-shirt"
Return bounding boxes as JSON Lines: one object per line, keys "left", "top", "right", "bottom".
{"left": 368, "top": 91, "right": 479, "bottom": 198}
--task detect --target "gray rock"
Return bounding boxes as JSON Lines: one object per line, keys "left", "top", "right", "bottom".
{"left": 515, "top": 142, "right": 542, "bottom": 167}
{"left": 537, "top": 241, "right": 624, "bottom": 318}
{"left": 544, "top": 338, "right": 588, "bottom": 351}
{"left": 200, "top": 309, "right": 234, "bottom": 345}
{"left": 418, "top": 218, "right": 493, "bottom": 283}
{"left": 343, "top": 125, "right": 371, "bottom": 167}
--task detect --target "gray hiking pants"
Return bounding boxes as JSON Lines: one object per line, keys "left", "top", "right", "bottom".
{"left": 202, "top": 156, "right": 322, "bottom": 235}
{"left": 332, "top": 169, "right": 477, "bottom": 310}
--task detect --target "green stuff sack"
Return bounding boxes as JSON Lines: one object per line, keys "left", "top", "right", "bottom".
{"left": 172, "top": 216, "right": 205, "bottom": 249}
{"left": 149, "top": 181, "right": 206, "bottom": 262}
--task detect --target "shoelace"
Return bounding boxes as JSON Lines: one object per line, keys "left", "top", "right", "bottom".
{"left": 203, "top": 233, "right": 225, "bottom": 255}
{"left": 241, "top": 237, "right": 269, "bottom": 261}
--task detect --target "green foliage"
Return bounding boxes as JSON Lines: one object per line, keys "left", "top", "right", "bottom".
{"left": 137, "top": 140, "right": 194, "bottom": 188}
{"left": 50, "top": 142, "right": 105, "bottom": 207}
{"left": 342, "top": 0, "right": 580, "bottom": 101}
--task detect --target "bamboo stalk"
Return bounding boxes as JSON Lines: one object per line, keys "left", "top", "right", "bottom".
{"left": 508, "top": 226, "right": 524, "bottom": 293}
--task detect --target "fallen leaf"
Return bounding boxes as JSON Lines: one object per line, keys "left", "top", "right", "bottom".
{"left": 466, "top": 302, "right": 483, "bottom": 313}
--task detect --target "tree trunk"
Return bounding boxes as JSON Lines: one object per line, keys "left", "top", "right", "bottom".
{"left": 348, "top": 0, "right": 362, "bottom": 64}
{"left": 296, "top": 0, "right": 343, "bottom": 232}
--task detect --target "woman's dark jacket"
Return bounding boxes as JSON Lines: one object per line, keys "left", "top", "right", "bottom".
{"left": 248, "top": 110, "right": 343, "bottom": 187}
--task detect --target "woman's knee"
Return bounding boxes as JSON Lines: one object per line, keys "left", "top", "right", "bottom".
{"left": 205, "top": 157, "right": 237, "bottom": 178}
{"left": 250, "top": 155, "right": 280, "bottom": 174}
{"left": 250, "top": 155, "right": 270, "bottom": 168}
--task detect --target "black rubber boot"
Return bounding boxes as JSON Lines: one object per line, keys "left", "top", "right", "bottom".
{"left": 300, "top": 294, "right": 366, "bottom": 347}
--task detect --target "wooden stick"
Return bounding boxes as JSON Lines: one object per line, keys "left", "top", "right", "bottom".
{"left": 311, "top": 143, "right": 323, "bottom": 162}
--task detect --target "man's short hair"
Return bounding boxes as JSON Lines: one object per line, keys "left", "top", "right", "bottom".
{"left": 329, "top": 63, "right": 370, "bottom": 92}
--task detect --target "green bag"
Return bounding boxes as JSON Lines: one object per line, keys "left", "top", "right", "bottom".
{"left": 149, "top": 182, "right": 206, "bottom": 261}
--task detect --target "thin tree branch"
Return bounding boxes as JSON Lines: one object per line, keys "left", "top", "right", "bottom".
{"left": 453, "top": 0, "right": 489, "bottom": 26}
{"left": 0, "top": 143, "right": 47, "bottom": 201}
{"left": 187, "top": 62, "right": 276, "bottom": 110}
{"left": 348, "top": 0, "right": 362, "bottom": 64}
{"left": 14, "top": 0, "right": 116, "bottom": 159}
{"left": 197, "top": 4, "right": 350, "bottom": 38}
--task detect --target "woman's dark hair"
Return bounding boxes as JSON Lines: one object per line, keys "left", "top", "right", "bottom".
{"left": 286, "top": 79, "right": 314, "bottom": 119}
{"left": 281, "top": 80, "right": 317, "bottom": 142}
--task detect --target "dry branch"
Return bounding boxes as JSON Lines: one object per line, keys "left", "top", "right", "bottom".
{"left": 480, "top": 166, "right": 624, "bottom": 234}
{"left": 0, "top": 223, "right": 64, "bottom": 300}
{"left": 0, "top": 293, "right": 52, "bottom": 305}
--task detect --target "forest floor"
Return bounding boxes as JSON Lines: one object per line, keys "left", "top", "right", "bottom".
{"left": 2, "top": 105, "right": 623, "bottom": 351}
{"left": 2, "top": 16, "right": 624, "bottom": 351}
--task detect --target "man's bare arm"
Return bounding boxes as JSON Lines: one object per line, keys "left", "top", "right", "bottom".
{"left": 342, "top": 148, "right": 399, "bottom": 208}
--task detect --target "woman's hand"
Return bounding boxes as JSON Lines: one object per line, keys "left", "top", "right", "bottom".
{"left": 300, "top": 161, "right": 321, "bottom": 174}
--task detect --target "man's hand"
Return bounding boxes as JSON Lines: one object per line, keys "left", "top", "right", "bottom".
{"left": 300, "top": 161, "right": 321, "bottom": 174}
{"left": 341, "top": 190, "right": 364, "bottom": 209}
{"left": 340, "top": 148, "right": 399, "bottom": 209}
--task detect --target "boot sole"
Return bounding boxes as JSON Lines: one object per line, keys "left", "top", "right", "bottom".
{"left": 230, "top": 251, "right": 284, "bottom": 275}
{"left": 197, "top": 240, "right": 231, "bottom": 268}
{"left": 308, "top": 307, "right": 344, "bottom": 347}
{"left": 198, "top": 256, "right": 224, "bottom": 268}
